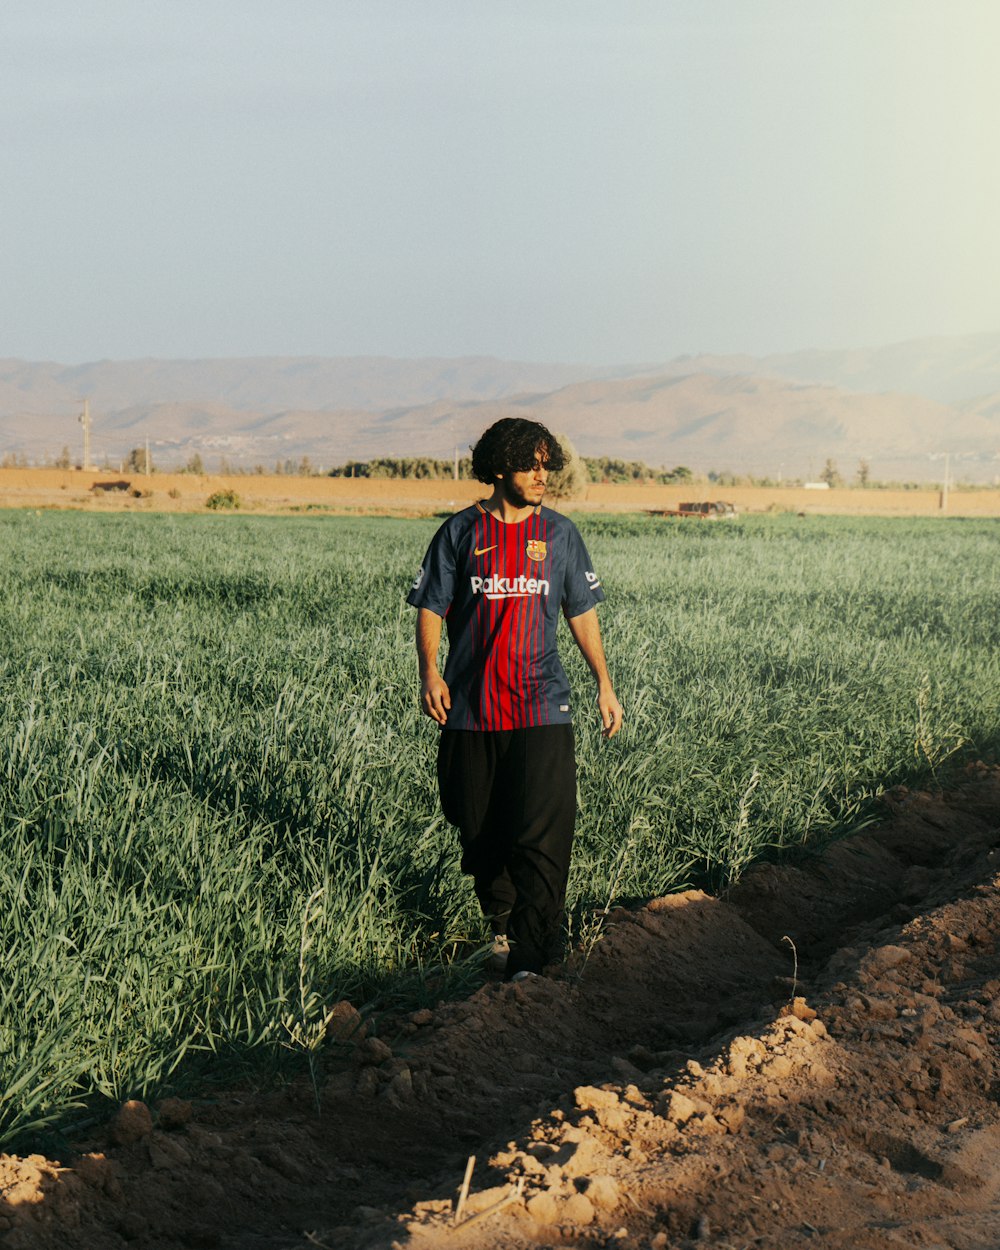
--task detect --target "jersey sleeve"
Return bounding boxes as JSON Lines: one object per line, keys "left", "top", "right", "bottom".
{"left": 406, "top": 521, "right": 457, "bottom": 616}
{"left": 562, "top": 524, "right": 605, "bottom": 617}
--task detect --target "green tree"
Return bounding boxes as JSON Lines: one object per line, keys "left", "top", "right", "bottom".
{"left": 820, "top": 458, "right": 842, "bottom": 488}
{"left": 124, "top": 447, "right": 153, "bottom": 474}
{"left": 546, "top": 433, "right": 589, "bottom": 501}
{"left": 205, "top": 489, "right": 241, "bottom": 510}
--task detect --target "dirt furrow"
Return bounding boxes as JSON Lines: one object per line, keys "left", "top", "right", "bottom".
{"left": 3, "top": 765, "right": 999, "bottom": 1250}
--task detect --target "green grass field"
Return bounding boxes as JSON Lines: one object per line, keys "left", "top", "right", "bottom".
{"left": 1, "top": 510, "right": 998, "bottom": 1145}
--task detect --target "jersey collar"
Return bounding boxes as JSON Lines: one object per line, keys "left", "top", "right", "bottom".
{"left": 475, "top": 500, "right": 542, "bottom": 519}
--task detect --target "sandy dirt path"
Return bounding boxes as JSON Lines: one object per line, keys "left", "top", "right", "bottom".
{"left": 2, "top": 467, "right": 999, "bottom": 516}
{"left": 2, "top": 766, "right": 999, "bottom": 1249}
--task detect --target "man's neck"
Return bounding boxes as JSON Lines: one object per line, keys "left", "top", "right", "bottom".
{"left": 483, "top": 486, "right": 538, "bottom": 524}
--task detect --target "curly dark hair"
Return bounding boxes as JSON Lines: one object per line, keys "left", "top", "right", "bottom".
{"left": 470, "top": 418, "right": 566, "bottom": 485}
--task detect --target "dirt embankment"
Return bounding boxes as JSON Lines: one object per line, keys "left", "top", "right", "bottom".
{"left": 2, "top": 766, "right": 999, "bottom": 1250}
{"left": 2, "top": 467, "right": 999, "bottom": 516}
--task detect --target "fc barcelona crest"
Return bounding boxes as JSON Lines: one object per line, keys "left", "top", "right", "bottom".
{"left": 526, "top": 539, "right": 547, "bottom": 562}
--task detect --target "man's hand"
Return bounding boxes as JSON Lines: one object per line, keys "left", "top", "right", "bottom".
{"left": 416, "top": 608, "right": 450, "bottom": 727}
{"left": 566, "top": 608, "right": 623, "bottom": 741}
{"left": 597, "top": 683, "right": 623, "bottom": 739}
{"left": 421, "top": 671, "right": 452, "bottom": 726}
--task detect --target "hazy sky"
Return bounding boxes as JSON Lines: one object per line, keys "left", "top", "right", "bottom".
{"left": 3, "top": 1, "right": 999, "bottom": 365}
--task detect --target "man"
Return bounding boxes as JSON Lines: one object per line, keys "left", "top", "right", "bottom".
{"left": 407, "top": 417, "right": 622, "bottom": 981}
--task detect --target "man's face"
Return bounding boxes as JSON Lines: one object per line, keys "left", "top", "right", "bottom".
{"left": 500, "top": 449, "right": 550, "bottom": 508}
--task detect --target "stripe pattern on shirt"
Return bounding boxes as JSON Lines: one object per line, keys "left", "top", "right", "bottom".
{"left": 468, "top": 507, "right": 549, "bottom": 730}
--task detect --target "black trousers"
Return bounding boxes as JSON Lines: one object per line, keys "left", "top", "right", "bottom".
{"left": 437, "top": 725, "right": 577, "bottom": 977}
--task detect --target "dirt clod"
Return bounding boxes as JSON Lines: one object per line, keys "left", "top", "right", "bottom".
{"left": 360, "top": 1036, "right": 393, "bottom": 1064}
{"left": 657, "top": 1090, "right": 700, "bottom": 1124}
{"left": 585, "top": 1174, "right": 621, "bottom": 1209}
{"left": 562, "top": 1191, "right": 595, "bottom": 1225}
{"left": 325, "top": 1000, "right": 367, "bottom": 1043}
{"left": 524, "top": 1191, "right": 559, "bottom": 1225}
{"left": 108, "top": 1100, "right": 153, "bottom": 1146}
{"left": 157, "top": 1098, "right": 193, "bottom": 1130}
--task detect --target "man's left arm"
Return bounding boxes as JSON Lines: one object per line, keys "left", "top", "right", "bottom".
{"left": 566, "top": 608, "right": 623, "bottom": 739}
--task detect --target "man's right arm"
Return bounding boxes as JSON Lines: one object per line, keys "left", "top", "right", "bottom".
{"left": 416, "top": 607, "right": 451, "bottom": 726}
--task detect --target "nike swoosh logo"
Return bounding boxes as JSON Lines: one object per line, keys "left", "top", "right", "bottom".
{"left": 474, "top": 545, "right": 498, "bottom": 556}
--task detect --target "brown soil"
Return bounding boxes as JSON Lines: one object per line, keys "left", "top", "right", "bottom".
{"left": 1, "top": 467, "right": 998, "bottom": 517}
{"left": 3, "top": 766, "right": 1000, "bottom": 1250}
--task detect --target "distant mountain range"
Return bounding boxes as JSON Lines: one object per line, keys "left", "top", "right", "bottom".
{"left": 665, "top": 332, "right": 1000, "bottom": 405}
{"left": 3, "top": 332, "right": 1000, "bottom": 481}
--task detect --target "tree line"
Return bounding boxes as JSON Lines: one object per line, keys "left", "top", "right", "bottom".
{"left": 6, "top": 446, "right": 980, "bottom": 492}
{"left": 324, "top": 454, "right": 693, "bottom": 483}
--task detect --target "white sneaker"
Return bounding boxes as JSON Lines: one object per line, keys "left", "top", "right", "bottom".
{"left": 510, "top": 969, "right": 540, "bottom": 983}
{"left": 488, "top": 935, "right": 510, "bottom": 973}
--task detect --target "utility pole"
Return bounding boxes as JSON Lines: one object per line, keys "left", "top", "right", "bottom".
{"left": 78, "top": 399, "right": 92, "bottom": 470}
{"left": 145, "top": 436, "right": 151, "bottom": 476}
{"left": 454, "top": 445, "right": 459, "bottom": 481}
{"left": 939, "top": 452, "right": 950, "bottom": 512}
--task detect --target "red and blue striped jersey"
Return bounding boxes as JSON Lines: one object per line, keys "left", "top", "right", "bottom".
{"left": 407, "top": 503, "right": 604, "bottom": 731}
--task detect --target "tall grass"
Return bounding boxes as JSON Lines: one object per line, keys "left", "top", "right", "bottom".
{"left": 0, "top": 510, "right": 997, "bottom": 1144}
{"left": 566, "top": 514, "right": 1000, "bottom": 908}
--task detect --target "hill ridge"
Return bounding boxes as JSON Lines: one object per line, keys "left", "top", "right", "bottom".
{"left": 3, "top": 335, "right": 1000, "bottom": 481}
